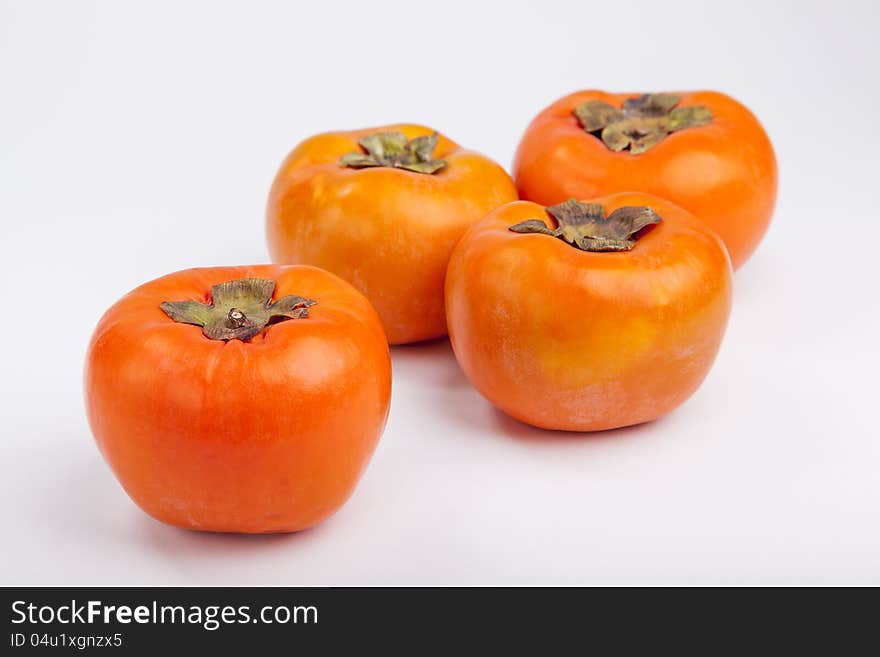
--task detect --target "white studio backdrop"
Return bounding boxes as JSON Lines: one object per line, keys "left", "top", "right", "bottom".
{"left": 1, "top": 0, "right": 878, "bottom": 584}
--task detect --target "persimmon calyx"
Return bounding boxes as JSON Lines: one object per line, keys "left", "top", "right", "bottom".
{"left": 509, "top": 199, "right": 661, "bottom": 252}
{"left": 160, "top": 278, "right": 316, "bottom": 341}
{"left": 573, "top": 93, "right": 712, "bottom": 154}
{"left": 339, "top": 131, "right": 447, "bottom": 174}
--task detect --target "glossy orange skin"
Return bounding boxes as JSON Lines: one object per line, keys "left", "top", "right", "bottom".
{"left": 445, "top": 193, "right": 733, "bottom": 432}
{"left": 514, "top": 91, "right": 777, "bottom": 269}
{"left": 85, "top": 265, "right": 391, "bottom": 533}
{"left": 267, "top": 124, "right": 518, "bottom": 344}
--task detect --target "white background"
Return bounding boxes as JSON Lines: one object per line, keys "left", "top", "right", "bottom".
{"left": 2, "top": 0, "right": 878, "bottom": 585}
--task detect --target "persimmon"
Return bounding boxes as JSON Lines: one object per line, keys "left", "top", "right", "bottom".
{"left": 84, "top": 265, "right": 391, "bottom": 533}
{"left": 445, "top": 193, "right": 733, "bottom": 432}
{"left": 266, "top": 124, "right": 518, "bottom": 344}
{"left": 513, "top": 91, "right": 777, "bottom": 269}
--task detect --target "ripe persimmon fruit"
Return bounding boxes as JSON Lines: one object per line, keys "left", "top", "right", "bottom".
{"left": 266, "top": 124, "right": 518, "bottom": 344}
{"left": 513, "top": 91, "right": 777, "bottom": 269}
{"left": 445, "top": 193, "right": 733, "bottom": 432}
{"left": 85, "top": 265, "right": 391, "bottom": 533}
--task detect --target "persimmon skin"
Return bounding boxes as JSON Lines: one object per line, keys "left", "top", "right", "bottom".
{"left": 266, "top": 124, "right": 518, "bottom": 344}
{"left": 84, "top": 265, "right": 391, "bottom": 533}
{"left": 513, "top": 91, "right": 777, "bottom": 269}
{"left": 445, "top": 194, "right": 733, "bottom": 432}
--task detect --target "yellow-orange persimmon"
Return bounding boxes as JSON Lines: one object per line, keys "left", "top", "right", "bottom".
{"left": 267, "top": 124, "right": 518, "bottom": 344}
{"left": 514, "top": 91, "right": 777, "bottom": 269}
{"left": 85, "top": 265, "right": 391, "bottom": 533}
{"left": 445, "top": 193, "right": 733, "bottom": 432}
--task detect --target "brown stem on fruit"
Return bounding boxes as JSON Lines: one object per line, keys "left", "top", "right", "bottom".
{"left": 509, "top": 199, "right": 661, "bottom": 252}
{"left": 227, "top": 308, "right": 247, "bottom": 327}
{"left": 339, "top": 131, "right": 447, "bottom": 174}
{"left": 573, "top": 93, "right": 712, "bottom": 154}
{"left": 160, "top": 278, "right": 316, "bottom": 341}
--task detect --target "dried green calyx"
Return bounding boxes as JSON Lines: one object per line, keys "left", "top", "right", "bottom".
{"left": 573, "top": 93, "right": 712, "bottom": 154}
{"left": 160, "top": 278, "right": 316, "bottom": 341}
{"left": 509, "top": 199, "right": 661, "bottom": 252}
{"left": 339, "top": 131, "right": 447, "bottom": 174}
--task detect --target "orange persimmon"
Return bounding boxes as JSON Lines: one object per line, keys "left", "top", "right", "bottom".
{"left": 513, "top": 91, "right": 777, "bottom": 269}
{"left": 266, "top": 124, "right": 518, "bottom": 344}
{"left": 445, "top": 193, "right": 733, "bottom": 432}
{"left": 85, "top": 265, "right": 391, "bottom": 533}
